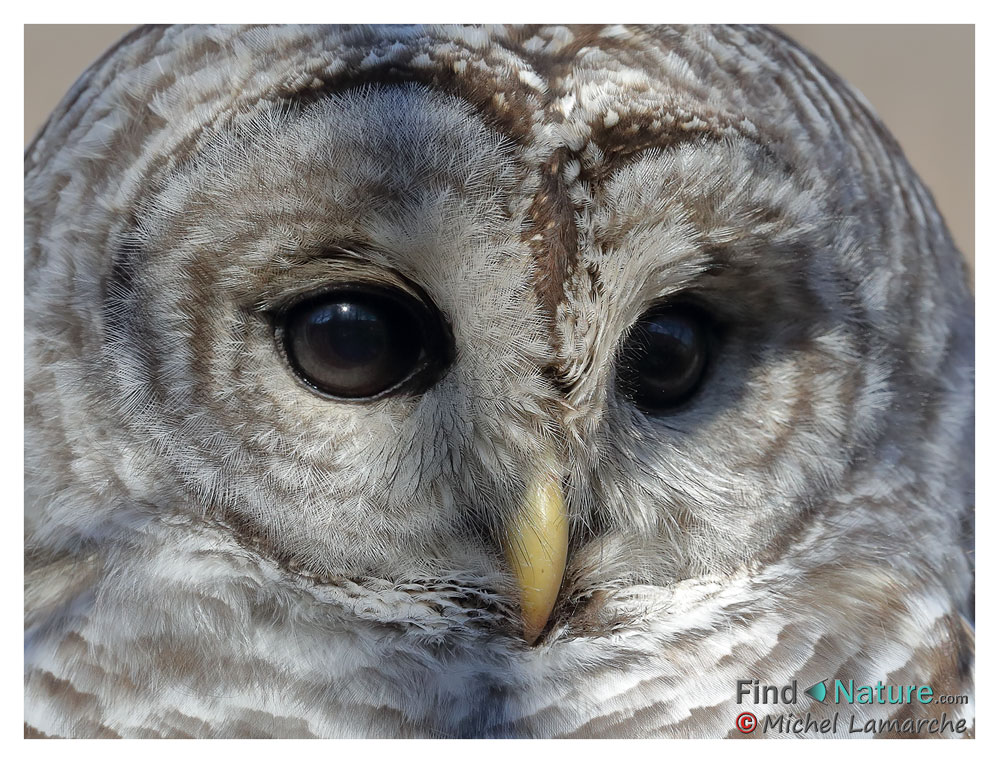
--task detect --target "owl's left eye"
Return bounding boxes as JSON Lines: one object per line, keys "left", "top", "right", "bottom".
{"left": 276, "top": 286, "right": 451, "bottom": 400}
{"left": 616, "top": 304, "right": 713, "bottom": 412}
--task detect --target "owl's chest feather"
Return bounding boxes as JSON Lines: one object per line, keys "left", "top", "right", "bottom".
{"left": 23, "top": 518, "right": 973, "bottom": 738}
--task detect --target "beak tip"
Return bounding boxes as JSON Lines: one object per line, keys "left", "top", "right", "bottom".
{"left": 503, "top": 463, "right": 569, "bottom": 648}
{"left": 521, "top": 609, "right": 551, "bottom": 646}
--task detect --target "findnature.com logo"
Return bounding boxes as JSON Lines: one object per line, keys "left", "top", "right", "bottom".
{"left": 733, "top": 679, "right": 970, "bottom": 736}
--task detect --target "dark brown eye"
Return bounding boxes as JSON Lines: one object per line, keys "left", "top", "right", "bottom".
{"left": 617, "top": 305, "right": 711, "bottom": 412}
{"left": 278, "top": 286, "right": 449, "bottom": 399}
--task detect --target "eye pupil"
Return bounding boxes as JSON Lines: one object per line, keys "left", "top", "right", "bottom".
{"left": 312, "top": 303, "right": 393, "bottom": 365}
{"left": 618, "top": 306, "right": 710, "bottom": 411}
{"left": 281, "top": 288, "right": 435, "bottom": 399}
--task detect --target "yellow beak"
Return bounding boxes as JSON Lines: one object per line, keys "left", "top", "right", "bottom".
{"left": 502, "top": 466, "right": 568, "bottom": 644}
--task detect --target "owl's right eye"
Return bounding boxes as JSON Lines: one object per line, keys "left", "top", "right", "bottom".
{"left": 276, "top": 286, "right": 451, "bottom": 400}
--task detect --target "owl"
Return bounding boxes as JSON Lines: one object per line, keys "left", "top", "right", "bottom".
{"left": 24, "top": 24, "right": 974, "bottom": 738}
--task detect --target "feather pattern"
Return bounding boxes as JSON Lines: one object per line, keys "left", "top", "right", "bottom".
{"left": 25, "top": 24, "right": 973, "bottom": 738}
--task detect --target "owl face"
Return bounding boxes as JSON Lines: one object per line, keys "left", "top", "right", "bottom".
{"left": 26, "top": 25, "right": 973, "bottom": 737}
{"left": 95, "top": 77, "right": 949, "bottom": 639}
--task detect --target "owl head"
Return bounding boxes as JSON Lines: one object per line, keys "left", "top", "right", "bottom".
{"left": 26, "top": 24, "right": 973, "bottom": 656}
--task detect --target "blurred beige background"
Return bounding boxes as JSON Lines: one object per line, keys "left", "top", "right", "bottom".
{"left": 24, "top": 24, "right": 974, "bottom": 268}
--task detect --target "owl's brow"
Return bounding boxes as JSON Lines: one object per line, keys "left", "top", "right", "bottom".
{"left": 265, "top": 42, "right": 766, "bottom": 394}
{"left": 525, "top": 147, "right": 578, "bottom": 327}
